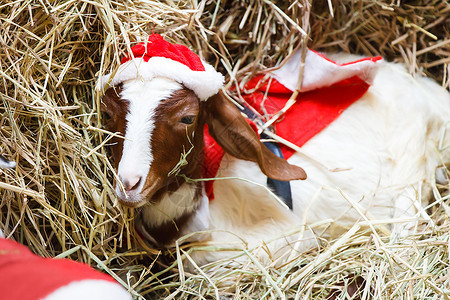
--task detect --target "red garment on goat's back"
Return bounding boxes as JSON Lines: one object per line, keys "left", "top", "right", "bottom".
{"left": 0, "top": 238, "right": 115, "bottom": 300}
{"left": 242, "top": 75, "right": 370, "bottom": 158}
{"left": 202, "top": 77, "right": 370, "bottom": 200}
{"left": 202, "top": 54, "right": 380, "bottom": 201}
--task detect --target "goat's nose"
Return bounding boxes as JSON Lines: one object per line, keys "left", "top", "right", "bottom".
{"left": 120, "top": 176, "right": 142, "bottom": 191}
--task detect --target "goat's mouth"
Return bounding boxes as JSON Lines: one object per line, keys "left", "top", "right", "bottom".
{"left": 116, "top": 177, "right": 163, "bottom": 208}
{"left": 117, "top": 196, "right": 147, "bottom": 208}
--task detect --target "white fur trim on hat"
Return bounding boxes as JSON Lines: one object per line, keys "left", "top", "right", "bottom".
{"left": 97, "top": 57, "right": 224, "bottom": 101}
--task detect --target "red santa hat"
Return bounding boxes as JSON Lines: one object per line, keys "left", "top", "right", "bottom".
{"left": 97, "top": 34, "right": 224, "bottom": 101}
{"left": 0, "top": 237, "right": 130, "bottom": 300}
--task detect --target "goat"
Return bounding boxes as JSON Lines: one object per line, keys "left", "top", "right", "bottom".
{"left": 99, "top": 35, "right": 450, "bottom": 266}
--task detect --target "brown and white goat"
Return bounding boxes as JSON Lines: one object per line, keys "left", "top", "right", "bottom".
{"left": 100, "top": 57, "right": 450, "bottom": 266}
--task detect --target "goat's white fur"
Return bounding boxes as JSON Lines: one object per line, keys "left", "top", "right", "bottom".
{"left": 137, "top": 186, "right": 211, "bottom": 244}
{"left": 140, "top": 182, "right": 202, "bottom": 229}
{"left": 116, "top": 78, "right": 181, "bottom": 204}
{"left": 207, "top": 58, "right": 450, "bottom": 251}
{"left": 118, "top": 57, "right": 450, "bottom": 267}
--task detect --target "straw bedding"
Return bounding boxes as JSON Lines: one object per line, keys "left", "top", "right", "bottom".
{"left": 0, "top": 0, "right": 449, "bottom": 298}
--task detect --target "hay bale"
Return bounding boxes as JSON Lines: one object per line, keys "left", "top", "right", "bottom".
{"left": 0, "top": 0, "right": 448, "bottom": 298}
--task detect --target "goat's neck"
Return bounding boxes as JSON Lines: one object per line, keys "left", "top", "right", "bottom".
{"left": 138, "top": 144, "right": 208, "bottom": 246}
{"left": 138, "top": 180, "right": 205, "bottom": 246}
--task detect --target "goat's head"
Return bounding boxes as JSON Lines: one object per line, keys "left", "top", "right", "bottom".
{"left": 98, "top": 35, "right": 307, "bottom": 243}
{"left": 101, "top": 76, "right": 307, "bottom": 209}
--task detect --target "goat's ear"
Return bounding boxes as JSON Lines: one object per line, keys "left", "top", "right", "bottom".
{"left": 204, "top": 91, "right": 307, "bottom": 181}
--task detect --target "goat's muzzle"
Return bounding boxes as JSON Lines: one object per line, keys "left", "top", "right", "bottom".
{"left": 115, "top": 174, "right": 163, "bottom": 208}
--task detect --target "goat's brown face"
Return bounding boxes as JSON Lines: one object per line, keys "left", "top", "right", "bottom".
{"left": 101, "top": 77, "right": 204, "bottom": 207}
{"left": 101, "top": 77, "right": 307, "bottom": 208}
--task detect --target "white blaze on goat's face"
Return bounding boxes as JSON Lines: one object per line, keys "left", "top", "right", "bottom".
{"left": 115, "top": 77, "right": 182, "bottom": 205}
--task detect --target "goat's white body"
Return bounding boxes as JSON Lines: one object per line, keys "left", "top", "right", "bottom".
{"left": 188, "top": 59, "right": 450, "bottom": 265}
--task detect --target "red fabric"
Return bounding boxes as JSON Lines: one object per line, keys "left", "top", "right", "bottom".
{"left": 311, "top": 50, "right": 383, "bottom": 66}
{"left": 341, "top": 56, "right": 383, "bottom": 66}
{"left": 0, "top": 238, "right": 116, "bottom": 300}
{"left": 201, "top": 78, "right": 370, "bottom": 200}
{"left": 121, "top": 34, "right": 205, "bottom": 71}
{"left": 242, "top": 75, "right": 370, "bottom": 158}
{"left": 203, "top": 125, "right": 224, "bottom": 201}
{"left": 201, "top": 54, "right": 378, "bottom": 200}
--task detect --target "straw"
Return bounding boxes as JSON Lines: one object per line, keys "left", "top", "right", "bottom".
{"left": 0, "top": 0, "right": 449, "bottom": 298}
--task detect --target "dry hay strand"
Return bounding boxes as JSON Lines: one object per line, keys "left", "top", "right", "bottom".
{"left": 0, "top": 0, "right": 449, "bottom": 299}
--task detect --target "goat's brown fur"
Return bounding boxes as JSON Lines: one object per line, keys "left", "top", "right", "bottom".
{"left": 101, "top": 84, "right": 127, "bottom": 167}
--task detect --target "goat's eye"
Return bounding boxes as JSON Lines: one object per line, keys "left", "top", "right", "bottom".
{"left": 102, "top": 111, "right": 112, "bottom": 122}
{"left": 180, "top": 116, "right": 195, "bottom": 125}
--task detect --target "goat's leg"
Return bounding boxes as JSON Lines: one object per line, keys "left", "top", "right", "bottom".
{"left": 391, "top": 183, "right": 432, "bottom": 238}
